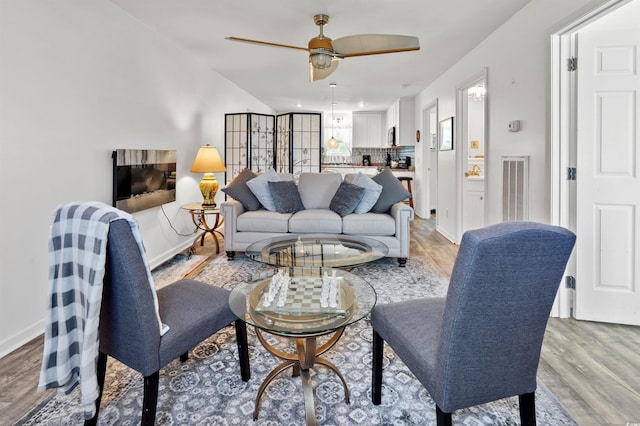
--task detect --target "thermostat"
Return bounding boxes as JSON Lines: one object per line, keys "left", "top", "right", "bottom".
{"left": 508, "top": 120, "right": 521, "bottom": 132}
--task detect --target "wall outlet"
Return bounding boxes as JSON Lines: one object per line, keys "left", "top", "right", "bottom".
{"left": 508, "top": 120, "right": 521, "bottom": 132}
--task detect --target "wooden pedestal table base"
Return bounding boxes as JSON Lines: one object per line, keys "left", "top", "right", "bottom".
{"left": 253, "top": 328, "right": 349, "bottom": 426}
{"left": 181, "top": 203, "right": 224, "bottom": 254}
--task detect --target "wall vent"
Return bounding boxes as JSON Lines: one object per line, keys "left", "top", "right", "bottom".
{"left": 502, "top": 156, "right": 529, "bottom": 221}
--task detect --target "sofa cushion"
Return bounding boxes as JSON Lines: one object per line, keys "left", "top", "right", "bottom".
{"left": 345, "top": 172, "right": 383, "bottom": 214}
{"left": 289, "top": 209, "right": 342, "bottom": 233}
{"left": 246, "top": 168, "right": 281, "bottom": 212}
{"left": 342, "top": 212, "right": 396, "bottom": 236}
{"left": 268, "top": 180, "right": 305, "bottom": 213}
{"left": 221, "top": 168, "right": 262, "bottom": 211}
{"left": 371, "top": 168, "right": 411, "bottom": 213}
{"left": 298, "top": 172, "right": 343, "bottom": 210}
{"left": 236, "top": 210, "right": 291, "bottom": 233}
{"left": 330, "top": 181, "right": 365, "bottom": 217}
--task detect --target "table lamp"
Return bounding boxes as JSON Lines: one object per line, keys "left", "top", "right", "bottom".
{"left": 190, "top": 144, "right": 226, "bottom": 207}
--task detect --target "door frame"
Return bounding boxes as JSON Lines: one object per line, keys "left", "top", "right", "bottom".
{"left": 421, "top": 100, "right": 438, "bottom": 220}
{"left": 550, "top": 0, "right": 632, "bottom": 317}
{"left": 456, "top": 68, "right": 488, "bottom": 243}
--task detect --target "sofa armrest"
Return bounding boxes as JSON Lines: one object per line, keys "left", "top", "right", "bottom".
{"left": 390, "top": 202, "right": 414, "bottom": 259}
{"left": 390, "top": 202, "right": 414, "bottom": 223}
{"left": 220, "top": 200, "right": 245, "bottom": 250}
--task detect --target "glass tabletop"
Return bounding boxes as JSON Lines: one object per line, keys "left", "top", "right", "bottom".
{"left": 245, "top": 234, "right": 388, "bottom": 268}
{"left": 228, "top": 267, "right": 377, "bottom": 336}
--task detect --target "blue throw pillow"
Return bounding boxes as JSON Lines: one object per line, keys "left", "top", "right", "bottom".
{"left": 268, "top": 180, "right": 305, "bottom": 214}
{"left": 329, "top": 181, "right": 366, "bottom": 217}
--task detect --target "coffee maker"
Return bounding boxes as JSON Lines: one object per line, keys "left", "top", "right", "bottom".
{"left": 362, "top": 155, "right": 371, "bottom": 166}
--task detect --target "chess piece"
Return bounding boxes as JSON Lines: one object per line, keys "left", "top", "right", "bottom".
{"left": 320, "top": 271, "right": 330, "bottom": 308}
{"left": 329, "top": 271, "right": 338, "bottom": 308}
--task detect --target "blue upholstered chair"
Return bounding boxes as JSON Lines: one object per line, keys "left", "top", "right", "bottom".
{"left": 371, "top": 221, "right": 576, "bottom": 425}
{"left": 86, "top": 219, "right": 250, "bottom": 426}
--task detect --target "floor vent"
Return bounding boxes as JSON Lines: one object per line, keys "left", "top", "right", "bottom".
{"left": 502, "top": 156, "right": 529, "bottom": 221}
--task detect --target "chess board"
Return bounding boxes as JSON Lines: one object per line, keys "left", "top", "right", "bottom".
{"left": 251, "top": 275, "right": 354, "bottom": 316}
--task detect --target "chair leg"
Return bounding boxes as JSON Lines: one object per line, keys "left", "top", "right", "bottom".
{"left": 372, "top": 330, "right": 384, "bottom": 405}
{"left": 84, "top": 351, "right": 108, "bottom": 426}
{"left": 519, "top": 392, "right": 536, "bottom": 426}
{"left": 180, "top": 352, "right": 189, "bottom": 362}
{"left": 141, "top": 372, "right": 159, "bottom": 426}
{"left": 436, "top": 405, "right": 453, "bottom": 426}
{"left": 235, "top": 319, "right": 251, "bottom": 381}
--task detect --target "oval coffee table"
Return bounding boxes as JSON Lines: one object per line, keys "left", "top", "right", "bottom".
{"left": 228, "top": 267, "right": 377, "bottom": 426}
{"left": 245, "top": 234, "right": 388, "bottom": 268}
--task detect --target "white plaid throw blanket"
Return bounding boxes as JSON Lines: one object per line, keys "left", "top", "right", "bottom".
{"left": 37, "top": 201, "right": 164, "bottom": 419}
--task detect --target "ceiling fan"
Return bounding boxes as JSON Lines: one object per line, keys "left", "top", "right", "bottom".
{"left": 227, "top": 14, "right": 420, "bottom": 81}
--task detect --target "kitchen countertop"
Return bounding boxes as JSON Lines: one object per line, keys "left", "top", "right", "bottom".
{"left": 322, "top": 164, "right": 415, "bottom": 171}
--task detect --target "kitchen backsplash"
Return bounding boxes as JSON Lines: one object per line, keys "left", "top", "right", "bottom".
{"left": 324, "top": 147, "right": 414, "bottom": 165}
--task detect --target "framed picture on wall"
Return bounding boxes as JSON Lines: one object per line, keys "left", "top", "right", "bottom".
{"left": 439, "top": 117, "right": 454, "bottom": 151}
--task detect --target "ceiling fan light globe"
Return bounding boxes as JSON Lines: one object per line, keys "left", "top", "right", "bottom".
{"left": 310, "top": 52, "right": 332, "bottom": 69}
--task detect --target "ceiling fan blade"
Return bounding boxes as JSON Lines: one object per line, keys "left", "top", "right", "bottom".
{"left": 226, "top": 36, "right": 308, "bottom": 52}
{"left": 332, "top": 34, "right": 419, "bottom": 58}
{"left": 310, "top": 58, "right": 339, "bottom": 82}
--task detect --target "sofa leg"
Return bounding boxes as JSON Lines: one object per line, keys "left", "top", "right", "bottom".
{"left": 226, "top": 251, "right": 236, "bottom": 260}
{"left": 397, "top": 258, "right": 407, "bottom": 267}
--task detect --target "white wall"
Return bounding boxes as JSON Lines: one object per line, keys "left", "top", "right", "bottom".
{"left": 414, "top": 0, "right": 607, "bottom": 242}
{"left": 0, "top": 0, "right": 273, "bottom": 357}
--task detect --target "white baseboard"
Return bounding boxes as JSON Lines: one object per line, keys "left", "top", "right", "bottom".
{"left": 0, "top": 319, "right": 44, "bottom": 359}
{"left": 0, "top": 242, "right": 193, "bottom": 360}
{"left": 148, "top": 240, "right": 195, "bottom": 270}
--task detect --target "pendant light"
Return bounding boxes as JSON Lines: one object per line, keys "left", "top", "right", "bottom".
{"left": 327, "top": 83, "right": 339, "bottom": 149}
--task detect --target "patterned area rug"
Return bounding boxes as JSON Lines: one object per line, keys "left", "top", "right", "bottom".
{"left": 19, "top": 254, "right": 576, "bottom": 425}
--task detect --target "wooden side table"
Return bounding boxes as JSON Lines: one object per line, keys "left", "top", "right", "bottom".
{"left": 181, "top": 203, "right": 224, "bottom": 254}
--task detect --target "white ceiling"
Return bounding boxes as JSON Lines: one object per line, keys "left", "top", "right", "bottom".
{"left": 108, "top": 0, "right": 531, "bottom": 115}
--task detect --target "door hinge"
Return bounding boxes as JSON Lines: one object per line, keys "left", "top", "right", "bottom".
{"left": 567, "top": 167, "right": 576, "bottom": 181}
{"left": 566, "top": 276, "right": 576, "bottom": 289}
{"left": 567, "top": 57, "right": 577, "bottom": 72}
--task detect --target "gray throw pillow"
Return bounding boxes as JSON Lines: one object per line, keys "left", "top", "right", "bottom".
{"left": 246, "top": 169, "right": 281, "bottom": 211}
{"left": 268, "top": 181, "right": 305, "bottom": 214}
{"left": 345, "top": 172, "right": 383, "bottom": 214}
{"left": 371, "top": 168, "right": 411, "bottom": 213}
{"left": 298, "top": 172, "right": 343, "bottom": 209}
{"left": 329, "top": 181, "right": 366, "bottom": 217}
{"left": 221, "top": 168, "right": 262, "bottom": 211}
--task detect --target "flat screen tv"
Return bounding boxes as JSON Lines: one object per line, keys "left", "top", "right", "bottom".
{"left": 112, "top": 149, "right": 177, "bottom": 213}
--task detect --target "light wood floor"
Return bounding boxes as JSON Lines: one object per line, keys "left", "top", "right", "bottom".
{"left": 1, "top": 216, "right": 638, "bottom": 425}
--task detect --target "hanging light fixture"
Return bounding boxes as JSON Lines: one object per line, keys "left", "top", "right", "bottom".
{"left": 327, "top": 83, "right": 338, "bottom": 149}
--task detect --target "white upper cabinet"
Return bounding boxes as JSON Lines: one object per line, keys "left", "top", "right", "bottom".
{"left": 352, "top": 112, "right": 384, "bottom": 148}
{"left": 386, "top": 97, "right": 415, "bottom": 146}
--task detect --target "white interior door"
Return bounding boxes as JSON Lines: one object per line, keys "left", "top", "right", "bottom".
{"left": 575, "top": 28, "right": 640, "bottom": 325}
{"left": 459, "top": 78, "right": 486, "bottom": 236}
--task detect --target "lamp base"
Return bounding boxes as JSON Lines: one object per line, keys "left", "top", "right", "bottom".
{"left": 200, "top": 172, "right": 219, "bottom": 207}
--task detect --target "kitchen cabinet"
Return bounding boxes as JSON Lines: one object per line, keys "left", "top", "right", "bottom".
{"left": 352, "top": 112, "right": 384, "bottom": 148}
{"left": 386, "top": 97, "right": 415, "bottom": 146}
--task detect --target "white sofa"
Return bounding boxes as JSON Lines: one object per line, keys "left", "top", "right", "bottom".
{"left": 220, "top": 170, "right": 414, "bottom": 266}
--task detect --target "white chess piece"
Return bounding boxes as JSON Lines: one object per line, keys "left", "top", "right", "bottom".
{"left": 329, "top": 272, "right": 338, "bottom": 308}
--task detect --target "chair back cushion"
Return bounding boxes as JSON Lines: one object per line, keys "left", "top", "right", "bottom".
{"left": 435, "top": 221, "right": 575, "bottom": 412}
{"left": 98, "top": 219, "right": 161, "bottom": 375}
